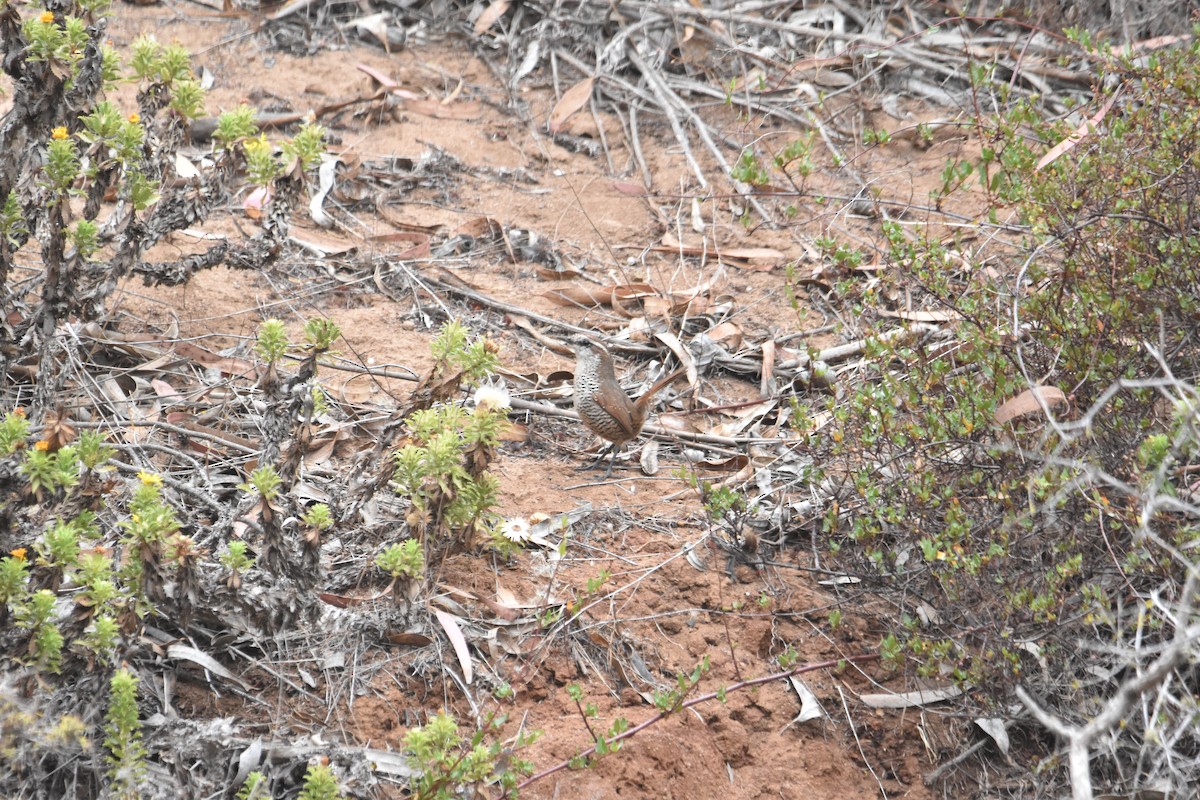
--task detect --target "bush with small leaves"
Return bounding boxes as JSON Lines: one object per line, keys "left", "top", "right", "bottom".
{"left": 403, "top": 711, "right": 537, "bottom": 800}
{"left": 823, "top": 31, "right": 1200, "bottom": 797}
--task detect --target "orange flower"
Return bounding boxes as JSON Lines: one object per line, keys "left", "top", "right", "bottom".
{"left": 51, "top": 126, "right": 68, "bottom": 140}
{"left": 39, "top": 11, "right": 54, "bottom": 24}
{"left": 34, "top": 440, "right": 50, "bottom": 451}
{"left": 128, "top": 113, "right": 140, "bottom": 124}
{"left": 9, "top": 548, "right": 26, "bottom": 561}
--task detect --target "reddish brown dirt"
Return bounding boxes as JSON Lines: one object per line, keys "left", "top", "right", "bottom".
{"left": 90, "top": 2, "right": 974, "bottom": 798}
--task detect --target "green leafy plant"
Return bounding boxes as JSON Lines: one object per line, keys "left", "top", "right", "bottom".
{"left": 117, "top": 472, "right": 181, "bottom": 607}
{"left": 390, "top": 323, "right": 508, "bottom": 562}
{"left": 236, "top": 771, "right": 269, "bottom": 800}
{"left": 104, "top": 669, "right": 147, "bottom": 800}
{"left": 375, "top": 539, "right": 424, "bottom": 581}
{"left": 0, "top": 552, "right": 31, "bottom": 619}
{"left": 13, "top": 589, "right": 63, "bottom": 672}
{"left": 219, "top": 541, "right": 255, "bottom": 591}
{"left": 818, "top": 33, "right": 1200, "bottom": 798}
{"left": 19, "top": 443, "right": 80, "bottom": 499}
{"left": 402, "top": 711, "right": 537, "bottom": 800}
{"left": 0, "top": 410, "right": 29, "bottom": 455}
{"left": 255, "top": 319, "right": 289, "bottom": 364}
{"left": 297, "top": 763, "right": 343, "bottom": 800}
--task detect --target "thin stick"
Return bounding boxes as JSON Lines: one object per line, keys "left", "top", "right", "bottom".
{"left": 505, "top": 653, "right": 880, "bottom": 796}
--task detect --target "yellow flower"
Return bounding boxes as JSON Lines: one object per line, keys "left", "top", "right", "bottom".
{"left": 127, "top": 113, "right": 140, "bottom": 124}
{"left": 137, "top": 471, "right": 163, "bottom": 485}
{"left": 9, "top": 548, "right": 26, "bottom": 561}
{"left": 34, "top": 440, "right": 50, "bottom": 451}
{"left": 51, "top": 126, "right": 68, "bottom": 140}
{"left": 39, "top": 11, "right": 54, "bottom": 24}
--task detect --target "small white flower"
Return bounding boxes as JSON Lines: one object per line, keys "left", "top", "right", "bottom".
{"left": 473, "top": 381, "right": 511, "bottom": 411}
{"left": 500, "top": 517, "right": 530, "bottom": 543}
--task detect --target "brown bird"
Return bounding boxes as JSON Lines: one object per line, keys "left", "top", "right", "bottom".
{"left": 571, "top": 337, "right": 684, "bottom": 476}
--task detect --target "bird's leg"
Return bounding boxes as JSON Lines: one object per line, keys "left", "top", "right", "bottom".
{"left": 576, "top": 441, "right": 616, "bottom": 472}
{"left": 601, "top": 443, "right": 623, "bottom": 478}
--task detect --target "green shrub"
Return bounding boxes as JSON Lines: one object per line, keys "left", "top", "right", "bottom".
{"left": 825, "top": 32, "right": 1200, "bottom": 795}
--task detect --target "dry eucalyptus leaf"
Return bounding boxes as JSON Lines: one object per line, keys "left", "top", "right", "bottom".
{"left": 473, "top": 0, "right": 511, "bottom": 34}
{"left": 540, "top": 284, "right": 612, "bottom": 308}
{"left": 549, "top": 77, "right": 595, "bottom": 133}
{"left": 994, "top": 385, "right": 1067, "bottom": 425}
{"left": 434, "top": 609, "right": 473, "bottom": 685}
{"left": 859, "top": 685, "right": 964, "bottom": 709}
{"left": 707, "top": 321, "right": 743, "bottom": 350}
{"left": 167, "top": 643, "right": 249, "bottom": 690}
{"left": 817, "top": 575, "right": 860, "bottom": 586}
{"left": 973, "top": 717, "right": 1010, "bottom": 756}
{"left": 786, "top": 676, "right": 826, "bottom": 725}
{"left": 1037, "top": 92, "right": 1118, "bottom": 172}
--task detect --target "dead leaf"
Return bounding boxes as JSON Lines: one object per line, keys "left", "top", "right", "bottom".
{"left": 356, "top": 63, "right": 397, "bottom": 89}
{"left": 656, "top": 413, "right": 701, "bottom": 435}
{"left": 174, "top": 152, "right": 200, "bottom": 180}
{"left": 859, "top": 685, "right": 964, "bottom": 709}
{"left": 994, "top": 386, "right": 1068, "bottom": 425}
{"left": 707, "top": 321, "right": 743, "bottom": 349}
{"left": 611, "top": 283, "right": 666, "bottom": 317}
{"left": 479, "top": 597, "right": 520, "bottom": 622}
{"left": 151, "top": 379, "right": 182, "bottom": 403}
{"left": 639, "top": 296, "right": 673, "bottom": 319}
{"left": 473, "top": 0, "right": 511, "bottom": 34}
{"left": 387, "top": 631, "right": 434, "bottom": 647}
{"left": 761, "top": 339, "right": 776, "bottom": 397}
{"left": 171, "top": 342, "right": 258, "bottom": 379}
{"left": 786, "top": 676, "right": 825, "bottom": 725}
{"left": 653, "top": 330, "right": 697, "bottom": 384}
{"left": 369, "top": 231, "right": 432, "bottom": 259}
{"left": 1036, "top": 91, "right": 1120, "bottom": 172}
{"left": 711, "top": 401, "right": 775, "bottom": 438}
{"left": 549, "top": 77, "right": 595, "bottom": 133}
{"left": 166, "top": 643, "right": 250, "bottom": 690}
{"left": 535, "top": 266, "right": 580, "bottom": 280}
{"left": 342, "top": 12, "right": 393, "bottom": 50}
{"left": 453, "top": 216, "right": 504, "bottom": 240}
{"left": 974, "top": 718, "right": 1010, "bottom": 756}
{"left": 434, "top": 609, "right": 473, "bottom": 684}
{"left": 541, "top": 284, "right": 612, "bottom": 308}
{"left": 243, "top": 186, "right": 269, "bottom": 219}
{"left": 290, "top": 227, "right": 358, "bottom": 257}
{"left": 657, "top": 233, "right": 785, "bottom": 262}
